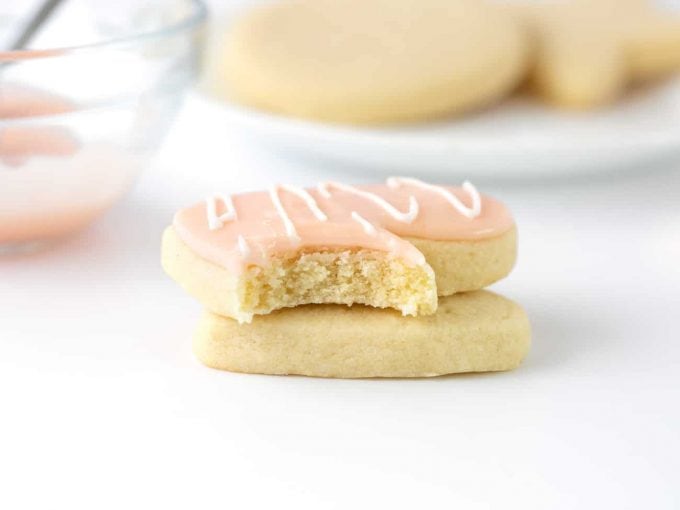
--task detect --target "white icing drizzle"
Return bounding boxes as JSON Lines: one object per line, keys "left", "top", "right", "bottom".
{"left": 351, "top": 211, "right": 378, "bottom": 236}
{"left": 386, "top": 177, "right": 482, "bottom": 219}
{"left": 269, "top": 186, "right": 302, "bottom": 243}
{"left": 206, "top": 194, "right": 237, "bottom": 230}
{"left": 206, "top": 179, "right": 482, "bottom": 252}
{"left": 268, "top": 184, "right": 329, "bottom": 243}
{"left": 318, "top": 181, "right": 419, "bottom": 223}
{"left": 237, "top": 235, "right": 250, "bottom": 257}
{"left": 277, "top": 184, "right": 328, "bottom": 221}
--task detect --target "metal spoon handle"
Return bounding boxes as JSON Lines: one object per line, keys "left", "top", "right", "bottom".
{"left": 8, "top": 0, "right": 66, "bottom": 51}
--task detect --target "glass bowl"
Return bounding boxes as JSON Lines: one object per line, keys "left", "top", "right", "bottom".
{"left": 0, "top": 0, "right": 206, "bottom": 252}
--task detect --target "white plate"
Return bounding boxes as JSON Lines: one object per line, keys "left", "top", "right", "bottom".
{"left": 209, "top": 78, "right": 680, "bottom": 181}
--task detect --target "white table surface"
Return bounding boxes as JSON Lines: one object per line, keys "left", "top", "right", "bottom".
{"left": 1, "top": 94, "right": 679, "bottom": 510}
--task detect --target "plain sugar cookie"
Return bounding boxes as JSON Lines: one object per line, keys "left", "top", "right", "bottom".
{"left": 509, "top": 0, "right": 680, "bottom": 108}
{"left": 193, "top": 291, "right": 531, "bottom": 378}
{"left": 217, "top": 0, "right": 530, "bottom": 124}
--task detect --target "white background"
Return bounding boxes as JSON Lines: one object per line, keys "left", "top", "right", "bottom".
{"left": 1, "top": 93, "right": 679, "bottom": 509}
{"left": 2, "top": 0, "right": 680, "bottom": 507}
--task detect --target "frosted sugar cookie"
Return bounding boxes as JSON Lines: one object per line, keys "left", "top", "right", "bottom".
{"left": 162, "top": 178, "right": 516, "bottom": 323}
{"left": 216, "top": 0, "right": 530, "bottom": 124}
{"left": 193, "top": 290, "right": 531, "bottom": 378}
{"left": 509, "top": 0, "right": 680, "bottom": 108}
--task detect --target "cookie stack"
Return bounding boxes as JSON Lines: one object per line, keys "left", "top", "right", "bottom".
{"left": 162, "top": 178, "right": 530, "bottom": 378}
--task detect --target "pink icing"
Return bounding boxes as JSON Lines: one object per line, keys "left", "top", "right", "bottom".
{"left": 172, "top": 182, "right": 515, "bottom": 273}
{"left": 0, "top": 84, "right": 80, "bottom": 167}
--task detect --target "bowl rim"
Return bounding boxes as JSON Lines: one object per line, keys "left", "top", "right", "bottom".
{"left": 0, "top": 0, "right": 207, "bottom": 62}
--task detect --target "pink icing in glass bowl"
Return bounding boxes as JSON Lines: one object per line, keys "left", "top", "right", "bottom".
{"left": 0, "top": 0, "right": 206, "bottom": 252}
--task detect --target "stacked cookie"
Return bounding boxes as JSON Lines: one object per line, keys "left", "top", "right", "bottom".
{"left": 213, "top": 0, "right": 680, "bottom": 123}
{"left": 162, "top": 178, "right": 530, "bottom": 378}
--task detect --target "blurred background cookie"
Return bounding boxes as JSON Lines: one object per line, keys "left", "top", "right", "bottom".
{"left": 510, "top": 0, "right": 680, "bottom": 108}
{"left": 213, "top": 0, "right": 530, "bottom": 124}
{"left": 199, "top": 0, "right": 680, "bottom": 178}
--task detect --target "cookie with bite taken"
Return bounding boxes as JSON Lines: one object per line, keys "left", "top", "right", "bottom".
{"left": 162, "top": 177, "right": 529, "bottom": 378}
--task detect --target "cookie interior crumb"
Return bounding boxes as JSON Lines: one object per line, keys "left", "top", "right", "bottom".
{"left": 238, "top": 249, "right": 437, "bottom": 323}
